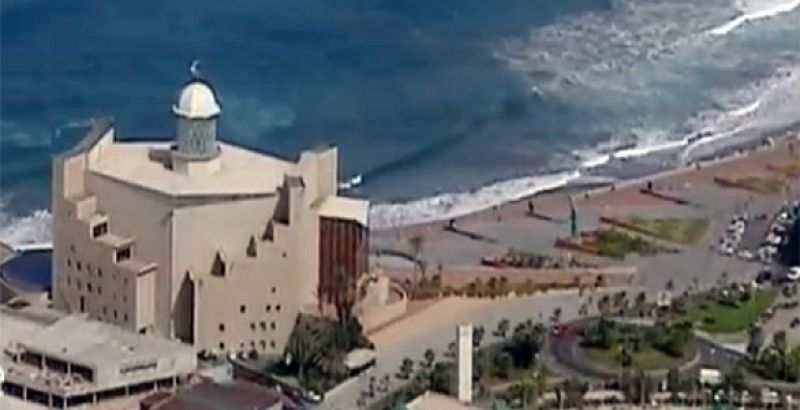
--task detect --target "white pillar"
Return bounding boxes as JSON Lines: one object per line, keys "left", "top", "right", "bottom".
{"left": 457, "top": 323, "right": 473, "bottom": 404}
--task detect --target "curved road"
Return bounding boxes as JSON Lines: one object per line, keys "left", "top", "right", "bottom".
{"left": 545, "top": 318, "right": 742, "bottom": 381}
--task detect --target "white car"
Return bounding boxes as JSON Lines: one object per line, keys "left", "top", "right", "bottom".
{"left": 788, "top": 267, "right": 800, "bottom": 282}
{"left": 737, "top": 250, "right": 754, "bottom": 261}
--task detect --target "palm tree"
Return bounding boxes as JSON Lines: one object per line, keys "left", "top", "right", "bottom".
{"left": 522, "top": 366, "right": 547, "bottom": 409}
{"left": 551, "top": 307, "right": 562, "bottom": 324}
{"left": 286, "top": 325, "right": 320, "bottom": 383}
{"left": 408, "top": 234, "right": 426, "bottom": 283}
{"left": 422, "top": 348, "right": 436, "bottom": 369}
{"left": 495, "top": 318, "right": 510, "bottom": 338}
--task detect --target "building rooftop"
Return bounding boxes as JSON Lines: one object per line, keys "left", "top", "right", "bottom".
{"left": 317, "top": 196, "right": 369, "bottom": 226}
{"left": 90, "top": 142, "right": 293, "bottom": 197}
{"left": 144, "top": 380, "right": 299, "bottom": 410}
{"left": 21, "top": 315, "right": 190, "bottom": 370}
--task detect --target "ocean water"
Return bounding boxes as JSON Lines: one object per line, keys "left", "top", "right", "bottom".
{"left": 1, "top": 0, "right": 799, "bottom": 243}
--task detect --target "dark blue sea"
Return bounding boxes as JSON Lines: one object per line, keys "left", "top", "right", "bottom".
{"left": 2, "top": 0, "right": 799, "bottom": 240}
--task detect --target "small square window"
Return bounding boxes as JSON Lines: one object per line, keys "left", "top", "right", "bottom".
{"left": 276, "top": 304, "right": 281, "bottom": 312}
{"left": 219, "top": 323, "right": 225, "bottom": 332}
{"left": 250, "top": 340, "right": 256, "bottom": 347}
{"left": 250, "top": 322, "right": 256, "bottom": 331}
{"left": 269, "top": 340, "right": 276, "bottom": 348}
{"left": 87, "top": 264, "right": 92, "bottom": 273}
{"left": 259, "top": 340, "right": 266, "bottom": 349}
{"left": 219, "top": 342, "right": 225, "bottom": 350}
{"left": 76, "top": 280, "right": 82, "bottom": 291}
{"left": 266, "top": 304, "right": 271, "bottom": 312}
{"left": 240, "top": 305, "right": 246, "bottom": 314}
{"left": 76, "top": 261, "right": 82, "bottom": 271}
{"left": 271, "top": 287, "right": 277, "bottom": 294}
{"left": 66, "top": 259, "right": 71, "bottom": 268}
{"left": 124, "top": 313, "right": 128, "bottom": 322}
{"left": 113, "top": 310, "right": 118, "bottom": 319}
{"left": 260, "top": 321, "right": 266, "bottom": 330}
{"left": 97, "top": 286, "right": 102, "bottom": 295}
{"left": 98, "top": 269, "right": 103, "bottom": 277}
{"left": 87, "top": 283, "right": 93, "bottom": 292}
{"left": 270, "top": 322, "right": 276, "bottom": 330}
{"left": 102, "top": 306, "right": 107, "bottom": 315}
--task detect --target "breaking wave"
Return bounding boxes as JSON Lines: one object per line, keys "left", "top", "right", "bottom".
{"left": 708, "top": 0, "right": 800, "bottom": 36}
{"left": 0, "top": 206, "right": 52, "bottom": 248}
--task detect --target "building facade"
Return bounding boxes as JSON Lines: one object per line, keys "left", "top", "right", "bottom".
{"left": 51, "top": 77, "right": 369, "bottom": 356}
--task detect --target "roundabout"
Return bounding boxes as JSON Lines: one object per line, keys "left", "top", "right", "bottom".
{"left": 547, "top": 317, "right": 736, "bottom": 381}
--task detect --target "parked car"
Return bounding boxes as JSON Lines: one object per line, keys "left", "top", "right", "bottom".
{"left": 552, "top": 324, "right": 570, "bottom": 338}
{"left": 788, "top": 267, "right": 800, "bottom": 282}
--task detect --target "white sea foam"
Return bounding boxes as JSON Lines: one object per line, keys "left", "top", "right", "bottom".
{"left": 708, "top": 0, "right": 800, "bottom": 36}
{"left": 369, "top": 170, "right": 581, "bottom": 229}
{"left": 0, "top": 207, "right": 52, "bottom": 248}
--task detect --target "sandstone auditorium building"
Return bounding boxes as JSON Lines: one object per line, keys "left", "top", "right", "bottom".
{"left": 51, "top": 75, "right": 369, "bottom": 356}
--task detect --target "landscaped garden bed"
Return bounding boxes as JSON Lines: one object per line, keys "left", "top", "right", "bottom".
{"left": 481, "top": 249, "right": 596, "bottom": 269}
{"left": 579, "top": 319, "right": 696, "bottom": 372}
{"left": 556, "top": 229, "right": 672, "bottom": 260}
{"left": 603, "top": 216, "right": 710, "bottom": 246}
{"left": 662, "top": 286, "right": 777, "bottom": 334}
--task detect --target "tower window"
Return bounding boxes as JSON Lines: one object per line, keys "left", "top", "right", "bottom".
{"left": 250, "top": 322, "right": 256, "bottom": 331}
{"left": 92, "top": 222, "right": 108, "bottom": 238}
{"left": 270, "top": 322, "right": 276, "bottom": 330}
{"left": 219, "top": 342, "right": 225, "bottom": 350}
{"left": 240, "top": 305, "right": 246, "bottom": 314}
{"left": 76, "top": 261, "right": 82, "bottom": 271}
{"left": 115, "top": 247, "right": 131, "bottom": 263}
{"left": 266, "top": 304, "right": 271, "bottom": 312}
{"left": 219, "top": 323, "right": 225, "bottom": 332}
{"left": 260, "top": 321, "right": 266, "bottom": 330}
{"left": 276, "top": 304, "right": 281, "bottom": 312}
{"left": 271, "top": 287, "right": 276, "bottom": 294}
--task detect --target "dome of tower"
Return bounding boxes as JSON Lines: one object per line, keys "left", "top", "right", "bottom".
{"left": 172, "top": 79, "right": 221, "bottom": 119}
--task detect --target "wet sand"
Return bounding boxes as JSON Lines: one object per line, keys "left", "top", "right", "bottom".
{"left": 374, "top": 130, "right": 800, "bottom": 249}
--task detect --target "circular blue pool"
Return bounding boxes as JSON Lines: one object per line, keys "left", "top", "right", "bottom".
{"left": 0, "top": 249, "right": 52, "bottom": 292}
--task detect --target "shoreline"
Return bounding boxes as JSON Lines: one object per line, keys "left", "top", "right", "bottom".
{"left": 372, "top": 126, "right": 800, "bottom": 239}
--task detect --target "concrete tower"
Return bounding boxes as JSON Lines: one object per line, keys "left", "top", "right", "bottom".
{"left": 457, "top": 323, "right": 473, "bottom": 403}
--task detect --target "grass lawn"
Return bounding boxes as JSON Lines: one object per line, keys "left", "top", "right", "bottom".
{"left": 625, "top": 216, "right": 710, "bottom": 245}
{"left": 675, "top": 289, "right": 777, "bottom": 334}
{"left": 593, "top": 230, "right": 662, "bottom": 259}
{"left": 735, "top": 176, "right": 788, "bottom": 195}
{"left": 584, "top": 343, "right": 693, "bottom": 371}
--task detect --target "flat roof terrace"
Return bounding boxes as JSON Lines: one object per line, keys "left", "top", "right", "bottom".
{"left": 1, "top": 307, "right": 196, "bottom": 399}
{"left": 89, "top": 142, "right": 293, "bottom": 197}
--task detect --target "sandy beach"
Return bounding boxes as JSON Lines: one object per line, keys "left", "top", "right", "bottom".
{"left": 374, "top": 129, "right": 800, "bottom": 248}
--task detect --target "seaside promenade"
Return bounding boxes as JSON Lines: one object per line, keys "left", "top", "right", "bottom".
{"left": 321, "top": 131, "right": 800, "bottom": 409}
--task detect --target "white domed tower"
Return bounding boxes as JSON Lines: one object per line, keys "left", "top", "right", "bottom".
{"left": 172, "top": 74, "right": 221, "bottom": 160}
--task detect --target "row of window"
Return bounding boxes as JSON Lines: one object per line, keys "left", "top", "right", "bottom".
{"left": 219, "top": 339, "right": 276, "bottom": 351}
{"left": 78, "top": 296, "right": 128, "bottom": 323}
{"left": 65, "top": 275, "right": 127, "bottom": 303}
{"left": 238, "top": 303, "right": 281, "bottom": 314}
{"left": 219, "top": 320, "right": 277, "bottom": 332}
